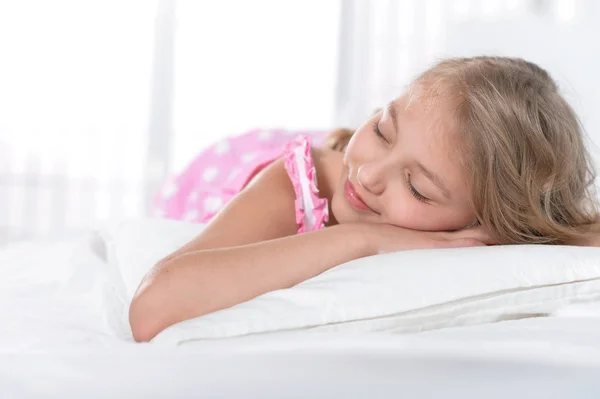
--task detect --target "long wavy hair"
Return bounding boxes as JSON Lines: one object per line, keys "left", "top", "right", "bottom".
{"left": 327, "top": 56, "right": 599, "bottom": 244}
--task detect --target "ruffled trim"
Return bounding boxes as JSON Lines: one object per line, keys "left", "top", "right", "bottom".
{"left": 283, "top": 135, "right": 329, "bottom": 234}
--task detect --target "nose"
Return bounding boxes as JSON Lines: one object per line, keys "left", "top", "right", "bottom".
{"left": 357, "top": 161, "right": 387, "bottom": 195}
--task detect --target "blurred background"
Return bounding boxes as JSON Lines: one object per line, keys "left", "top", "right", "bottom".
{"left": 1, "top": 0, "right": 599, "bottom": 240}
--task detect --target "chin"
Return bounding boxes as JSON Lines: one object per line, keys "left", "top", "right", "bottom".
{"left": 330, "top": 191, "right": 367, "bottom": 225}
{"left": 330, "top": 193, "right": 349, "bottom": 224}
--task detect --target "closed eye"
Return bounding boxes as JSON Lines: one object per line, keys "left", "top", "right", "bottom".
{"left": 406, "top": 174, "right": 429, "bottom": 203}
{"left": 372, "top": 121, "right": 388, "bottom": 143}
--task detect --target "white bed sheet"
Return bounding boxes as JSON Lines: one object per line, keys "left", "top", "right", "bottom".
{"left": 2, "top": 229, "right": 600, "bottom": 398}
{"left": 2, "top": 325, "right": 600, "bottom": 398}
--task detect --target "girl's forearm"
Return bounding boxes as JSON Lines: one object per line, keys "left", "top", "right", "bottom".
{"left": 129, "top": 223, "right": 374, "bottom": 342}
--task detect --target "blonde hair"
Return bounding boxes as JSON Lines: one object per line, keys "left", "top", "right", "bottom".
{"left": 328, "top": 56, "right": 599, "bottom": 244}
{"left": 325, "top": 127, "right": 355, "bottom": 151}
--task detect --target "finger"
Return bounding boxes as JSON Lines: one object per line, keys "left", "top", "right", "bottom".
{"left": 455, "top": 226, "right": 499, "bottom": 246}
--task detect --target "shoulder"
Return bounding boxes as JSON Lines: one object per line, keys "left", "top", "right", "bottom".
{"left": 242, "top": 157, "right": 296, "bottom": 213}
{"left": 162, "top": 157, "right": 298, "bottom": 258}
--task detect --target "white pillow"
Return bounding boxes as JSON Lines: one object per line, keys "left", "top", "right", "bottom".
{"left": 98, "top": 218, "right": 206, "bottom": 301}
{"left": 101, "top": 218, "right": 600, "bottom": 345}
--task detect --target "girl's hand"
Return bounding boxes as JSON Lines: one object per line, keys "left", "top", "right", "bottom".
{"left": 362, "top": 223, "right": 497, "bottom": 255}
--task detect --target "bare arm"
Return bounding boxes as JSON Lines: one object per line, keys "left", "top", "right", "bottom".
{"left": 129, "top": 158, "right": 374, "bottom": 342}
{"left": 129, "top": 156, "right": 491, "bottom": 342}
{"left": 130, "top": 223, "right": 371, "bottom": 342}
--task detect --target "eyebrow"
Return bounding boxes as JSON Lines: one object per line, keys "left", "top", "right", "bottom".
{"left": 387, "top": 103, "right": 398, "bottom": 133}
{"left": 416, "top": 162, "right": 452, "bottom": 200}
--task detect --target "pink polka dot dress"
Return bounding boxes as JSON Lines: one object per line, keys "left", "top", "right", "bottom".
{"left": 153, "top": 129, "right": 329, "bottom": 233}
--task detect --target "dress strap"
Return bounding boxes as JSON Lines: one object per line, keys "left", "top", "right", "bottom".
{"left": 282, "top": 135, "right": 329, "bottom": 233}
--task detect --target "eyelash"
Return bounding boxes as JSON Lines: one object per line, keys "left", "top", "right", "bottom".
{"left": 406, "top": 174, "right": 429, "bottom": 203}
{"left": 372, "top": 121, "right": 387, "bottom": 142}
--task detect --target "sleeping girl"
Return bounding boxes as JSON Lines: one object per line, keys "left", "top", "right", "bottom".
{"left": 129, "top": 56, "right": 600, "bottom": 342}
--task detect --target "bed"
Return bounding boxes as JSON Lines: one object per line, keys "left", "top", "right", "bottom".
{"left": 2, "top": 218, "right": 600, "bottom": 398}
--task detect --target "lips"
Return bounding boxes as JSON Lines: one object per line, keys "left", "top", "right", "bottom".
{"left": 344, "top": 179, "right": 371, "bottom": 211}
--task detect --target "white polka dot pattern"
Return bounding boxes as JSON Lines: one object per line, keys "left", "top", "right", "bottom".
{"left": 258, "top": 130, "right": 274, "bottom": 141}
{"left": 228, "top": 167, "right": 241, "bottom": 180}
{"left": 202, "top": 166, "right": 219, "bottom": 183}
{"left": 213, "top": 139, "right": 231, "bottom": 155}
{"left": 204, "top": 196, "right": 224, "bottom": 213}
{"left": 241, "top": 152, "right": 258, "bottom": 164}
{"left": 185, "top": 209, "right": 199, "bottom": 221}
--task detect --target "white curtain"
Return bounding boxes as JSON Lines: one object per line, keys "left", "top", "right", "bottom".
{"left": 171, "top": 0, "right": 340, "bottom": 173}
{"left": 0, "top": 0, "right": 341, "bottom": 239}
{"left": 335, "top": 0, "right": 600, "bottom": 158}
{"left": 0, "top": 0, "right": 162, "bottom": 239}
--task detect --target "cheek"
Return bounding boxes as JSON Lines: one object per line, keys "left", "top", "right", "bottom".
{"left": 383, "top": 197, "right": 427, "bottom": 229}
{"left": 343, "top": 129, "right": 374, "bottom": 166}
{"left": 383, "top": 194, "right": 472, "bottom": 231}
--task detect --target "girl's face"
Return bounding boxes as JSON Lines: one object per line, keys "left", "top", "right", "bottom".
{"left": 331, "top": 96, "right": 476, "bottom": 231}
